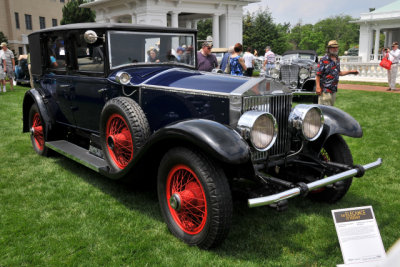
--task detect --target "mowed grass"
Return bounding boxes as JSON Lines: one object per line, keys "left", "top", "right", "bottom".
{"left": 0, "top": 85, "right": 399, "bottom": 266}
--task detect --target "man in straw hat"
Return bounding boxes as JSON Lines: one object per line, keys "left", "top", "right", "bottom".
{"left": 316, "top": 40, "right": 359, "bottom": 106}
{"left": 383, "top": 42, "right": 400, "bottom": 91}
{"left": 1, "top": 42, "right": 15, "bottom": 92}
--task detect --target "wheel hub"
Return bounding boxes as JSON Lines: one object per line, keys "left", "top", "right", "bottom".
{"left": 169, "top": 193, "right": 182, "bottom": 211}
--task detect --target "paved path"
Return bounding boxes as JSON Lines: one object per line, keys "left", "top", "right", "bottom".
{"left": 338, "top": 83, "right": 400, "bottom": 93}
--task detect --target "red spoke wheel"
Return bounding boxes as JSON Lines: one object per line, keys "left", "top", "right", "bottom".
{"left": 28, "top": 104, "right": 49, "bottom": 156}
{"left": 166, "top": 165, "right": 207, "bottom": 234}
{"left": 100, "top": 97, "right": 150, "bottom": 173}
{"left": 309, "top": 134, "right": 353, "bottom": 203}
{"left": 158, "top": 147, "right": 232, "bottom": 249}
{"left": 106, "top": 114, "right": 134, "bottom": 169}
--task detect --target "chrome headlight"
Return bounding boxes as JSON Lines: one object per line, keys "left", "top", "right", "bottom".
{"left": 299, "top": 68, "right": 309, "bottom": 79}
{"left": 237, "top": 111, "right": 278, "bottom": 151}
{"left": 270, "top": 68, "right": 280, "bottom": 79}
{"left": 115, "top": 71, "right": 132, "bottom": 85}
{"left": 289, "top": 104, "right": 324, "bottom": 141}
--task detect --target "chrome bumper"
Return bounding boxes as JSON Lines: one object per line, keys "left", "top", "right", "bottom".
{"left": 248, "top": 158, "right": 382, "bottom": 208}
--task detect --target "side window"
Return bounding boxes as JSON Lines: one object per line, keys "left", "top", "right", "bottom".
{"left": 47, "top": 34, "right": 66, "bottom": 71}
{"left": 76, "top": 31, "right": 104, "bottom": 73}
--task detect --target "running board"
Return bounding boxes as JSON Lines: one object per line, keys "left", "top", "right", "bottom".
{"left": 46, "top": 140, "right": 109, "bottom": 173}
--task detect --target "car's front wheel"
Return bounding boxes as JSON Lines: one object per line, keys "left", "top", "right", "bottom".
{"left": 157, "top": 147, "right": 232, "bottom": 249}
{"left": 309, "top": 134, "right": 353, "bottom": 203}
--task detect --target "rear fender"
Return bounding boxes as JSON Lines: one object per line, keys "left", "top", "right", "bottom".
{"left": 22, "top": 89, "right": 52, "bottom": 135}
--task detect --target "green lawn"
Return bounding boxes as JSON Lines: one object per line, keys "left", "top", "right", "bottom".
{"left": 0, "top": 85, "right": 399, "bottom": 266}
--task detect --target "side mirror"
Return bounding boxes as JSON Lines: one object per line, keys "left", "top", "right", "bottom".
{"left": 84, "top": 30, "right": 100, "bottom": 44}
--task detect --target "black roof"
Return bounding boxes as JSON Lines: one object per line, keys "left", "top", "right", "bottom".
{"left": 28, "top": 22, "right": 197, "bottom": 37}
{"left": 282, "top": 50, "right": 317, "bottom": 56}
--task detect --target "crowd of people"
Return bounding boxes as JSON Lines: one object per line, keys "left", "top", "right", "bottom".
{"left": 197, "top": 41, "right": 275, "bottom": 77}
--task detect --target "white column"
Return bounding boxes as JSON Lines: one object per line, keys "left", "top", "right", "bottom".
{"left": 384, "top": 31, "right": 388, "bottom": 48}
{"left": 374, "top": 28, "right": 380, "bottom": 61}
{"left": 171, "top": 11, "right": 179, "bottom": 28}
{"left": 131, "top": 13, "right": 137, "bottom": 24}
{"left": 185, "top": 20, "right": 192, "bottom": 29}
{"left": 388, "top": 31, "right": 393, "bottom": 46}
{"left": 212, "top": 14, "right": 220, "bottom": 48}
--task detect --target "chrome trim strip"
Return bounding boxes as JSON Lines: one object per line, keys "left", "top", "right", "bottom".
{"left": 140, "top": 84, "right": 231, "bottom": 98}
{"left": 248, "top": 158, "right": 382, "bottom": 208}
{"left": 45, "top": 142, "right": 100, "bottom": 173}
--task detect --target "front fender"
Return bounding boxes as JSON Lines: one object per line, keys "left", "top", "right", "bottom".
{"left": 22, "top": 89, "right": 52, "bottom": 134}
{"left": 146, "top": 119, "right": 251, "bottom": 164}
{"left": 310, "top": 105, "right": 362, "bottom": 151}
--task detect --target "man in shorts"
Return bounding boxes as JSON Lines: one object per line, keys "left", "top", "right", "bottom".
{"left": 0, "top": 48, "right": 5, "bottom": 92}
{"left": 1, "top": 42, "right": 15, "bottom": 91}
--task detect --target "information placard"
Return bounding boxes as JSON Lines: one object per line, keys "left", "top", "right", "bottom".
{"left": 332, "top": 206, "right": 386, "bottom": 266}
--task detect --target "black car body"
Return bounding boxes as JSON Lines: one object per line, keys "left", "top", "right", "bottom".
{"left": 22, "top": 23, "right": 381, "bottom": 249}
{"left": 269, "top": 50, "right": 318, "bottom": 103}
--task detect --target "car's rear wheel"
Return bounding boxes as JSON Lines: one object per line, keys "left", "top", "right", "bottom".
{"left": 309, "top": 134, "right": 353, "bottom": 203}
{"left": 28, "top": 104, "right": 49, "bottom": 156}
{"left": 157, "top": 147, "right": 232, "bottom": 249}
{"left": 100, "top": 97, "right": 150, "bottom": 172}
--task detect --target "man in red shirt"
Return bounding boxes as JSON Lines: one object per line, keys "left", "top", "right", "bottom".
{"left": 316, "top": 40, "right": 359, "bottom": 106}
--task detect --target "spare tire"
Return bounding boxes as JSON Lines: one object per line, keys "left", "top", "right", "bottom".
{"left": 100, "top": 97, "right": 150, "bottom": 173}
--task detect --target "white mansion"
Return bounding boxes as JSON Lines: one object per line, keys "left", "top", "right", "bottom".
{"left": 81, "top": 0, "right": 259, "bottom": 48}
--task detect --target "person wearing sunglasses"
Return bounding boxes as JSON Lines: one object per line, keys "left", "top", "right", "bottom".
{"left": 384, "top": 42, "right": 400, "bottom": 91}
{"left": 197, "top": 42, "right": 218, "bottom": 72}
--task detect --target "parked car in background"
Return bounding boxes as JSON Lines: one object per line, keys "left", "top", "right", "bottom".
{"left": 211, "top": 47, "right": 228, "bottom": 66}
{"left": 345, "top": 47, "right": 359, "bottom": 56}
{"left": 268, "top": 50, "right": 318, "bottom": 103}
{"left": 15, "top": 54, "right": 31, "bottom": 85}
{"left": 23, "top": 23, "right": 381, "bottom": 249}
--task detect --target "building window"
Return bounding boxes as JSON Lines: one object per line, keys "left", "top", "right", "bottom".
{"left": 15, "top": 12, "right": 20, "bottom": 29}
{"left": 18, "top": 47, "right": 23, "bottom": 56}
{"left": 25, "top": 14, "right": 32, "bottom": 30}
{"left": 39, "top": 17, "right": 46, "bottom": 29}
{"left": 60, "top": 0, "right": 65, "bottom": 2}
{"left": 52, "top": 19, "right": 58, "bottom": 27}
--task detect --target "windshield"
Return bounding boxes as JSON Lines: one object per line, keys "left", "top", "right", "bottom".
{"left": 282, "top": 53, "right": 316, "bottom": 61}
{"left": 108, "top": 31, "right": 195, "bottom": 69}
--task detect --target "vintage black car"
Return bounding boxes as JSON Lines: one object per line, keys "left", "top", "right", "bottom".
{"left": 23, "top": 23, "right": 381, "bottom": 249}
{"left": 269, "top": 50, "right": 319, "bottom": 103}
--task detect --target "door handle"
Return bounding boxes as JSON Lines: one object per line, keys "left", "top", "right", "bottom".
{"left": 98, "top": 88, "right": 108, "bottom": 94}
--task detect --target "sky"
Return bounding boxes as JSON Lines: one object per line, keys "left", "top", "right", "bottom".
{"left": 244, "top": 0, "right": 395, "bottom": 26}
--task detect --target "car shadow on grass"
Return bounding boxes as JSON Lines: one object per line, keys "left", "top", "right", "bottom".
{"left": 51, "top": 155, "right": 382, "bottom": 262}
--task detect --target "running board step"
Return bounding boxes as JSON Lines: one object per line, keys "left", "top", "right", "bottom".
{"left": 46, "top": 140, "right": 109, "bottom": 173}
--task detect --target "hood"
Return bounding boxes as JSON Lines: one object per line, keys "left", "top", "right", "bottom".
{"left": 110, "top": 66, "right": 249, "bottom": 94}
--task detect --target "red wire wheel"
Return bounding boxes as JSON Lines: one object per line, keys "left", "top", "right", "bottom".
{"left": 166, "top": 164, "right": 207, "bottom": 234}
{"left": 105, "top": 114, "right": 134, "bottom": 169}
{"left": 32, "top": 112, "right": 44, "bottom": 151}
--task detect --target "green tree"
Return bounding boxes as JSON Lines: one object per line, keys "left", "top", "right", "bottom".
{"left": 0, "top": 32, "right": 8, "bottom": 44}
{"left": 61, "top": 0, "right": 96, "bottom": 25}
{"left": 197, "top": 19, "right": 212, "bottom": 42}
{"left": 243, "top": 9, "right": 289, "bottom": 55}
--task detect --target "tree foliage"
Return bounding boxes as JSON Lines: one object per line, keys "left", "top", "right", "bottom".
{"left": 197, "top": 10, "right": 360, "bottom": 56}
{"left": 0, "top": 32, "right": 8, "bottom": 44}
{"left": 243, "top": 9, "right": 290, "bottom": 55}
{"left": 61, "top": 0, "right": 96, "bottom": 25}
{"left": 197, "top": 19, "right": 212, "bottom": 41}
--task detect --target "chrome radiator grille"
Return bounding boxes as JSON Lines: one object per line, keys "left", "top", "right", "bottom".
{"left": 280, "top": 65, "right": 299, "bottom": 85}
{"left": 243, "top": 94, "right": 292, "bottom": 161}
